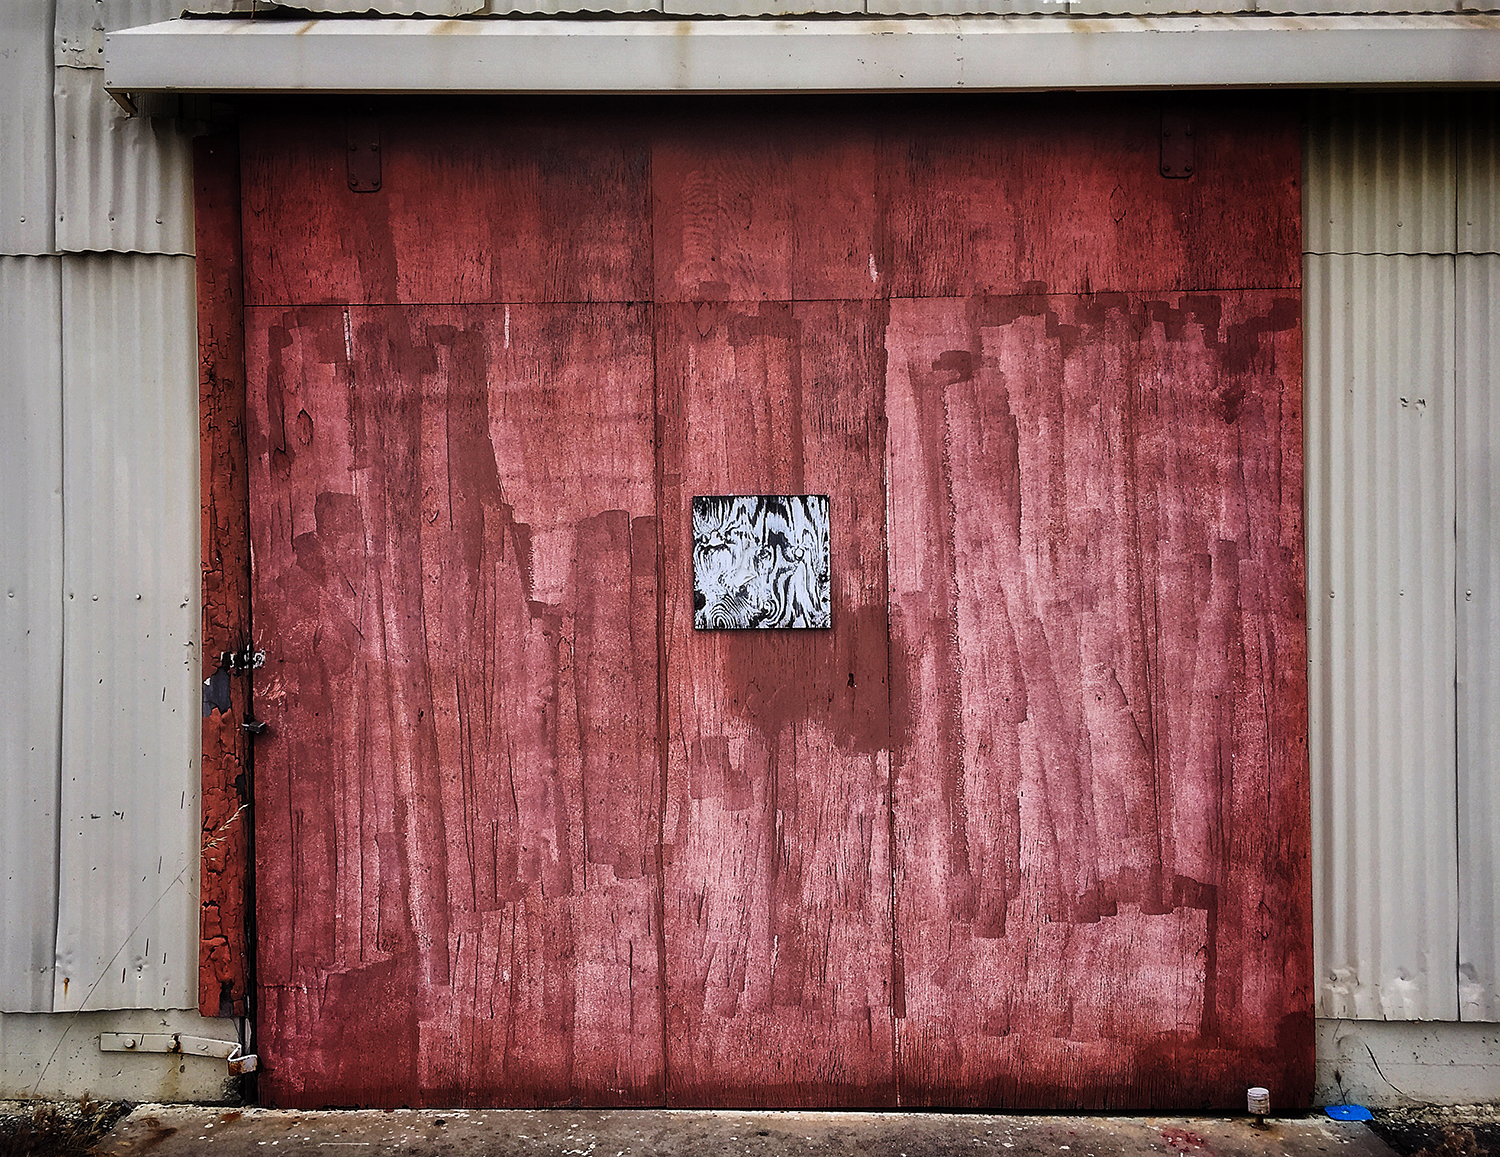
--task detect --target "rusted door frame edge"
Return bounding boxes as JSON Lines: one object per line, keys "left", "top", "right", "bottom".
{"left": 195, "top": 130, "right": 255, "bottom": 1023}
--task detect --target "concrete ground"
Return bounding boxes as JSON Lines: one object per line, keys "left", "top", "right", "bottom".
{"left": 94, "top": 1107, "right": 1399, "bottom": 1157}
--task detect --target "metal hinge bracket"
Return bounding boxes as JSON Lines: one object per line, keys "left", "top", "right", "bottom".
{"left": 99, "top": 1033, "right": 259, "bottom": 1076}
{"left": 347, "top": 116, "right": 382, "bottom": 193}
{"left": 1160, "top": 112, "right": 1195, "bottom": 179}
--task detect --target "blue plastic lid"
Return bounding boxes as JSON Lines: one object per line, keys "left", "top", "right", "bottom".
{"left": 1325, "top": 1105, "right": 1374, "bottom": 1122}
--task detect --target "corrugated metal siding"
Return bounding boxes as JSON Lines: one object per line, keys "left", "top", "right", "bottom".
{"left": 53, "top": 64, "right": 195, "bottom": 256}
{"left": 0, "top": 256, "right": 64, "bottom": 1015}
{"left": 1305, "top": 94, "right": 1456, "bottom": 257}
{"left": 0, "top": 0, "right": 58, "bottom": 256}
{"left": 55, "top": 0, "right": 188, "bottom": 68}
{"left": 1458, "top": 252, "right": 1500, "bottom": 1023}
{"left": 1306, "top": 251, "right": 1459, "bottom": 1021}
{"left": 53, "top": 253, "right": 200, "bottom": 1013}
{"left": 1459, "top": 93, "right": 1500, "bottom": 255}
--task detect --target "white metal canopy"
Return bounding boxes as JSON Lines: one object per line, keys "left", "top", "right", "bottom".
{"left": 105, "top": 14, "right": 1500, "bottom": 95}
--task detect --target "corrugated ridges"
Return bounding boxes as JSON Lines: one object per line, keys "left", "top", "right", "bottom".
{"left": 53, "top": 253, "right": 200, "bottom": 1013}
{"left": 1305, "top": 92, "right": 1457, "bottom": 256}
{"left": 54, "top": 65, "right": 195, "bottom": 256}
{"left": 1459, "top": 92, "right": 1500, "bottom": 254}
{"left": 0, "top": 0, "right": 58, "bottom": 257}
{"left": 0, "top": 256, "right": 64, "bottom": 1015}
{"left": 1457, "top": 253, "right": 1500, "bottom": 1023}
{"left": 1305, "top": 251, "right": 1459, "bottom": 1021}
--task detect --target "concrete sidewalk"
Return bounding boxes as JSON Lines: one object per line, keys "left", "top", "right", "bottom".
{"left": 95, "top": 1106, "right": 1399, "bottom": 1157}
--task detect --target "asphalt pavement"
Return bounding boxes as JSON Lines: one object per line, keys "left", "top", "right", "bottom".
{"left": 94, "top": 1106, "right": 1399, "bottom": 1157}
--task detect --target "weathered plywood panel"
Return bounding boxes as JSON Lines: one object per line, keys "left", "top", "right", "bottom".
{"left": 1305, "top": 253, "right": 1458, "bottom": 1022}
{"left": 876, "top": 99, "right": 1301, "bottom": 298}
{"left": 0, "top": 255, "right": 63, "bottom": 1014}
{"left": 195, "top": 133, "right": 251, "bottom": 1019}
{"left": 240, "top": 107, "right": 651, "bottom": 307}
{"left": 55, "top": 252, "right": 200, "bottom": 1012}
{"left": 651, "top": 112, "right": 880, "bottom": 303}
{"left": 658, "top": 299, "right": 895, "bottom": 1106}
{"left": 1458, "top": 254, "right": 1500, "bottom": 1022}
{"left": 247, "top": 302, "right": 662, "bottom": 1107}
{"left": 650, "top": 101, "right": 1297, "bottom": 303}
{"left": 886, "top": 290, "right": 1310, "bottom": 1109}
{"left": 242, "top": 99, "right": 1309, "bottom": 1109}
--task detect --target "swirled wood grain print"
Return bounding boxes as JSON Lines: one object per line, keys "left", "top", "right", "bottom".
{"left": 693, "top": 495, "right": 832, "bottom": 629}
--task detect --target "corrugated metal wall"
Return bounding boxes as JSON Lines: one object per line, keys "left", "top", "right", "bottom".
{"left": 0, "top": 0, "right": 200, "bottom": 1017}
{"left": 54, "top": 255, "right": 200, "bottom": 1012}
{"left": 0, "top": 255, "right": 64, "bottom": 1015}
{"left": 1307, "top": 92, "right": 1500, "bottom": 1025}
{"left": 1458, "top": 245, "right": 1500, "bottom": 1024}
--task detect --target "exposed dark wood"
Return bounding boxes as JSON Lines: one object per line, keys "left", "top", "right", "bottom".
{"left": 246, "top": 303, "right": 662, "bottom": 1106}
{"left": 657, "top": 299, "right": 895, "bottom": 1106}
{"left": 195, "top": 131, "right": 252, "bottom": 1019}
{"left": 884, "top": 290, "right": 1311, "bottom": 1109}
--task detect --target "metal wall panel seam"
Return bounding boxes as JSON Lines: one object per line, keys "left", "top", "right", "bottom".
{"left": 54, "top": 252, "right": 200, "bottom": 1012}
{"left": 53, "top": 63, "right": 196, "bottom": 256}
{"left": 0, "top": 255, "right": 65, "bottom": 1015}
{"left": 1456, "top": 252, "right": 1500, "bottom": 1022}
{"left": 0, "top": 0, "right": 59, "bottom": 256}
{"left": 1458, "top": 92, "right": 1500, "bottom": 255}
{"left": 1306, "top": 250, "right": 1460, "bottom": 1022}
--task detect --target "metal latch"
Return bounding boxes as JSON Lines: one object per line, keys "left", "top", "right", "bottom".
{"left": 99, "top": 1032, "right": 258, "bottom": 1076}
{"left": 1160, "top": 112, "right": 1195, "bottom": 179}
{"left": 347, "top": 116, "right": 382, "bottom": 193}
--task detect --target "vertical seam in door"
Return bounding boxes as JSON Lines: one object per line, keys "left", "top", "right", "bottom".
{"left": 650, "top": 132, "right": 672, "bottom": 1102}
{"left": 878, "top": 295, "right": 902, "bottom": 1109}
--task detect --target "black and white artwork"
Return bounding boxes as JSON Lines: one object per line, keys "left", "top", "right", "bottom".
{"left": 692, "top": 495, "right": 832, "bottom": 630}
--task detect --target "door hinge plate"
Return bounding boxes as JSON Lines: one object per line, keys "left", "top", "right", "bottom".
{"left": 1160, "top": 113, "right": 1195, "bottom": 179}
{"left": 347, "top": 116, "right": 382, "bottom": 193}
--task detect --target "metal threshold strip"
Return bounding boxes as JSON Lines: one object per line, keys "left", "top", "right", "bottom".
{"left": 105, "top": 14, "right": 1500, "bottom": 95}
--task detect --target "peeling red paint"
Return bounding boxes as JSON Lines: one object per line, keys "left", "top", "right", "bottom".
{"left": 196, "top": 133, "right": 252, "bottom": 1018}
{"left": 239, "top": 97, "right": 1308, "bottom": 1110}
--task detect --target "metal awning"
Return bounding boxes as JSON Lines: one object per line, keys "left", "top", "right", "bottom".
{"left": 106, "top": 14, "right": 1500, "bottom": 94}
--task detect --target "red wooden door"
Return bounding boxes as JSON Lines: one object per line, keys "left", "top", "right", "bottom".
{"left": 240, "top": 97, "right": 1310, "bottom": 1110}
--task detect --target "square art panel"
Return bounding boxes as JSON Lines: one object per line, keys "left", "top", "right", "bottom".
{"left": 692, "top": 495, "right": 831, "bottom": 630}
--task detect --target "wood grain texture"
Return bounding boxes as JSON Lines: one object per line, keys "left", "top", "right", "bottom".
{"left": 246, "top": 302, "right": 662, "bottom": 1106}
{"left": 874, "top": 97, "right": 1302, "bottom": 298}
{"left": 884, "top": 290, "right": 1310, "bottom": 1109}
{"left": 196, "top": 132, "right": 252, "bottom": 1018}
{"left": 651, "top": 108, "right": 879, "bottom": 303}
{"left": 238, "top": 96, "right": 1310, "bottom": 1110}
{"left": 658, "top": 299, "right": 895, "bottom": 1106}
{"left": 239, "top": 103, "right": 651, "bottom": 308}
